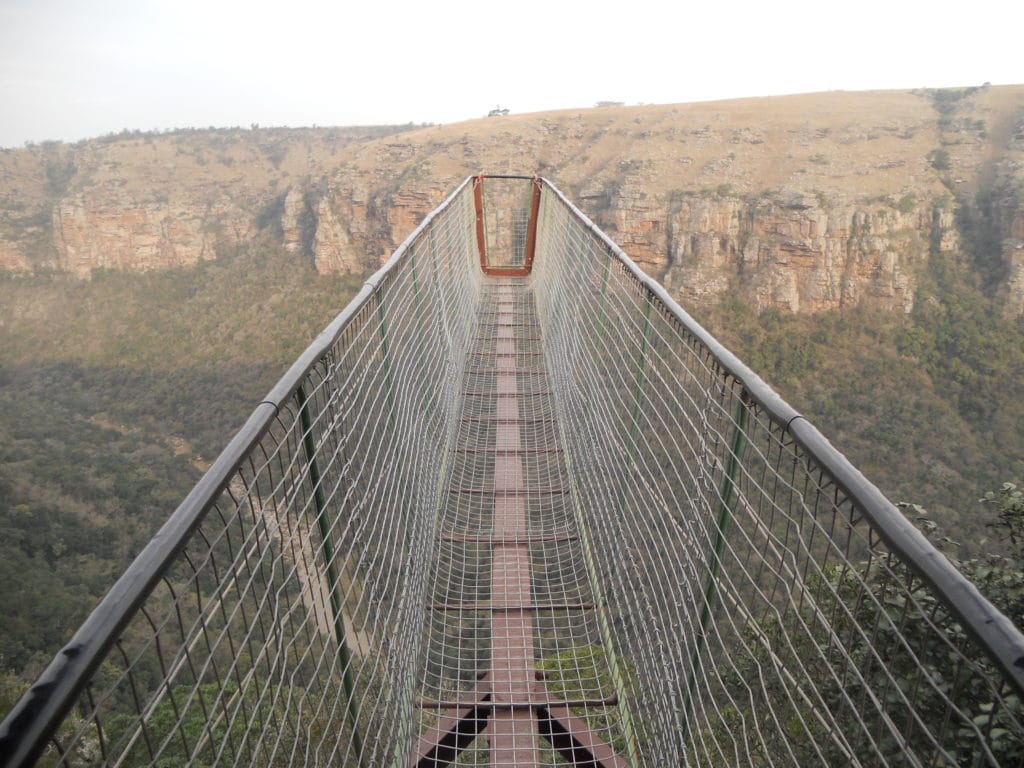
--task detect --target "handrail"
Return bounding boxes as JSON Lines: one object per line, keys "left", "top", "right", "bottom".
{"left": 538, "top": 175, "right": 1024, "bottom": 698}
{"left": 0, "top": 176, "right": 474, "bottom": 768}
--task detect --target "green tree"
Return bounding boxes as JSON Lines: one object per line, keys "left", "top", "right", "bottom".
{"left": 104, "top": 680, "right": 337, "bottom": 768}
{"left": 698, "top": 485, "right": 1024, "bottom": 765}
{"left": 929, "top": 148, "right": 952, "bottom": 171}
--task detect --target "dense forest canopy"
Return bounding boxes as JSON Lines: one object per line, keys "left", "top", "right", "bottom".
{"left": 0, "top": 247, "right": 364, "bottom": 707}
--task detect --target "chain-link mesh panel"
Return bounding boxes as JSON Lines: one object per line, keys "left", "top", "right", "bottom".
{"left": 0, "top": 182, "right": 482, "bottom": 768}
{"left": 531, "top": 185, "right": 1024, "bottom": 767}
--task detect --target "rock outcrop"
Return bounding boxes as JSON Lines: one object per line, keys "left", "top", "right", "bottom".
{"left": 313, "top": 191, "right": 362, "bottom": 274}
{"left": 52, "top": 194, "right": 250, "bottom": 277}
{"left": 656, "top": 193, "right": 952, "bottom": 313}
{"left": 0, "top": 240, "right": 30, "bottom": 271}
{"left": 280, "top": 187, "right": 306, "bottom": 255}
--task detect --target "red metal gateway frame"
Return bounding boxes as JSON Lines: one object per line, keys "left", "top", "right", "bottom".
{"left": 473, "top": 175, "right": 543, "bottom": 277}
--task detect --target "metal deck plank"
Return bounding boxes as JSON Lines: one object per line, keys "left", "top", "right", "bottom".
{"left": 488, "top": 325, "right": 539, "bottom": 765}
{"left": 415, "top": 276, "right": 624, "bottom": 768}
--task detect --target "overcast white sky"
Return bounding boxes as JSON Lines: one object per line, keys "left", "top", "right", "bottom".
{"left": 0, "top": 0, "right": 1021, "bottom": 148}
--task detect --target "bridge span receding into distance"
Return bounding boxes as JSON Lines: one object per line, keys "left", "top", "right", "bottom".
{"left": 2, "top": 175, "right": 1023, "bottom": 767}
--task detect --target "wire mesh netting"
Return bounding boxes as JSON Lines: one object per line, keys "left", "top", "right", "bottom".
{"left": 0, "top": 181, "right": 484, "bottom": 768}
{"left": 409, "top": 278, "right": 633, "bottom": 767}
{"left": 2, "top": 175, "right": 1023, "bottom": 768}
{"left": 531, "top": 185, "right": 1024, "bottom": 766}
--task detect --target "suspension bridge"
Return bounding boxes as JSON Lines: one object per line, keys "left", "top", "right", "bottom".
{"left": 2, "top": 175, "right": 1023, "bottom": 767}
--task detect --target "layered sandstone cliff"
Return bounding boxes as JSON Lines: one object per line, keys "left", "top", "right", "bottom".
{"left": 661, "top": 194, "right": 956, "bottom": 313}
{"left": 1, "top": 87, "right": 1022, "bottom": 314}
{"left": 52, "top": 192, "right": 250, "bottom": 277}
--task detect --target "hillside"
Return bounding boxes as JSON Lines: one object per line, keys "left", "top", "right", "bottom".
{"left": 3, "top": 87, "right": 1023, "bottom": 312}
{"left": 1, "top": 86, "right": 1023, "bottom": 697}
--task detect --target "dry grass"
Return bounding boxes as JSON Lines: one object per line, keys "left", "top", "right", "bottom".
{"left": 4, "top": 86, "right": 1020, "bottom": 208}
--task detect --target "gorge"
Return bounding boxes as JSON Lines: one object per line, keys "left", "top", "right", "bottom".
{"left": 1, "top": 86, "right": 1023, "bottom": 701}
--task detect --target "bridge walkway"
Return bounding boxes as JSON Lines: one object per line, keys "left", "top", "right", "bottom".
{"left": 411, "top": 277, "right": 627, "bottom": 767}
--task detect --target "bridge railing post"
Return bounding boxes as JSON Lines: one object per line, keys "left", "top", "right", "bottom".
{"left": 296, "top": 381, "right": 367, "bottom": 768}
{"left": 376, "top": 289, "right": 398, "bottom": 426}
{"left": 681, "top": 386, "right": 751, "bottom": 743}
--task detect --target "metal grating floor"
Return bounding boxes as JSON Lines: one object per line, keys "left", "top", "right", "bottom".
{"left": 412, "top": 278, "right": 628, "bottom": 767}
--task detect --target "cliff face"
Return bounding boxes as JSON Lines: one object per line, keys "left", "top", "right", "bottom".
{"left": 660, "top": 194, "right": 956, "bottom": 314}
{"left": 2, "top": 87, "right": 1023, "bottom": 314}
{"left": 52, "top": 193, "right": 250, "bottom": 277}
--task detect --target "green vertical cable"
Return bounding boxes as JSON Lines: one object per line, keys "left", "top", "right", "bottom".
{"left": 627, "top": 296, "right": 653, "bottom": 460}
{"left": 594, "top": 249, "right": 614, "bottom": 342}
{"left": 557, "top": 416, "right": 642, "bottom": 768}
{"left": 681, "top": 391, "right": 751, "bottom": 743}
{"left": 296, "top": 383, "right": 366, "bottom": 768}
{"left": 376, "top": 291, "right": 397, "bottom": 427}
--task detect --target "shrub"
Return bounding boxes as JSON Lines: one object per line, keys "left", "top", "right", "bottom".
{"left": 928, "top": 148, "right": 951, "bottom": 171}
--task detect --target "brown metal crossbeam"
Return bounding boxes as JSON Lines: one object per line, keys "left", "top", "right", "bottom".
{"left": 460, "top": 371, "right": 545, "bottom": 377}
{"left": 454, "top": 447, "right": 563, "bottom": 455}
{"left": 538, "top": 706, "right": 630, "bottom": 768}
{"left": 417, "top": 691, "right": 618, "bottom": 709}
{"left": 441, "top": 533, "right": 578, "bottom": 544}
{"left": 459, "top": 416, "right": 558, "bottom": 424}
{"left": 429, "top": 602, "right": 594, "bottom": 611}
{"left": 412, "top": 682, "right": 625, "bottom": 768}
{"left": 411, "top": 677, "right": 492, "bottom": 768}
{"left": 452, "top": 487, "right": 568, "bottom": 495}
{"left": 463, "top": 389, "right": 551, "bottom": 396}
{"left": 474, "top": 323, "right": 542, "bottom": 330}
